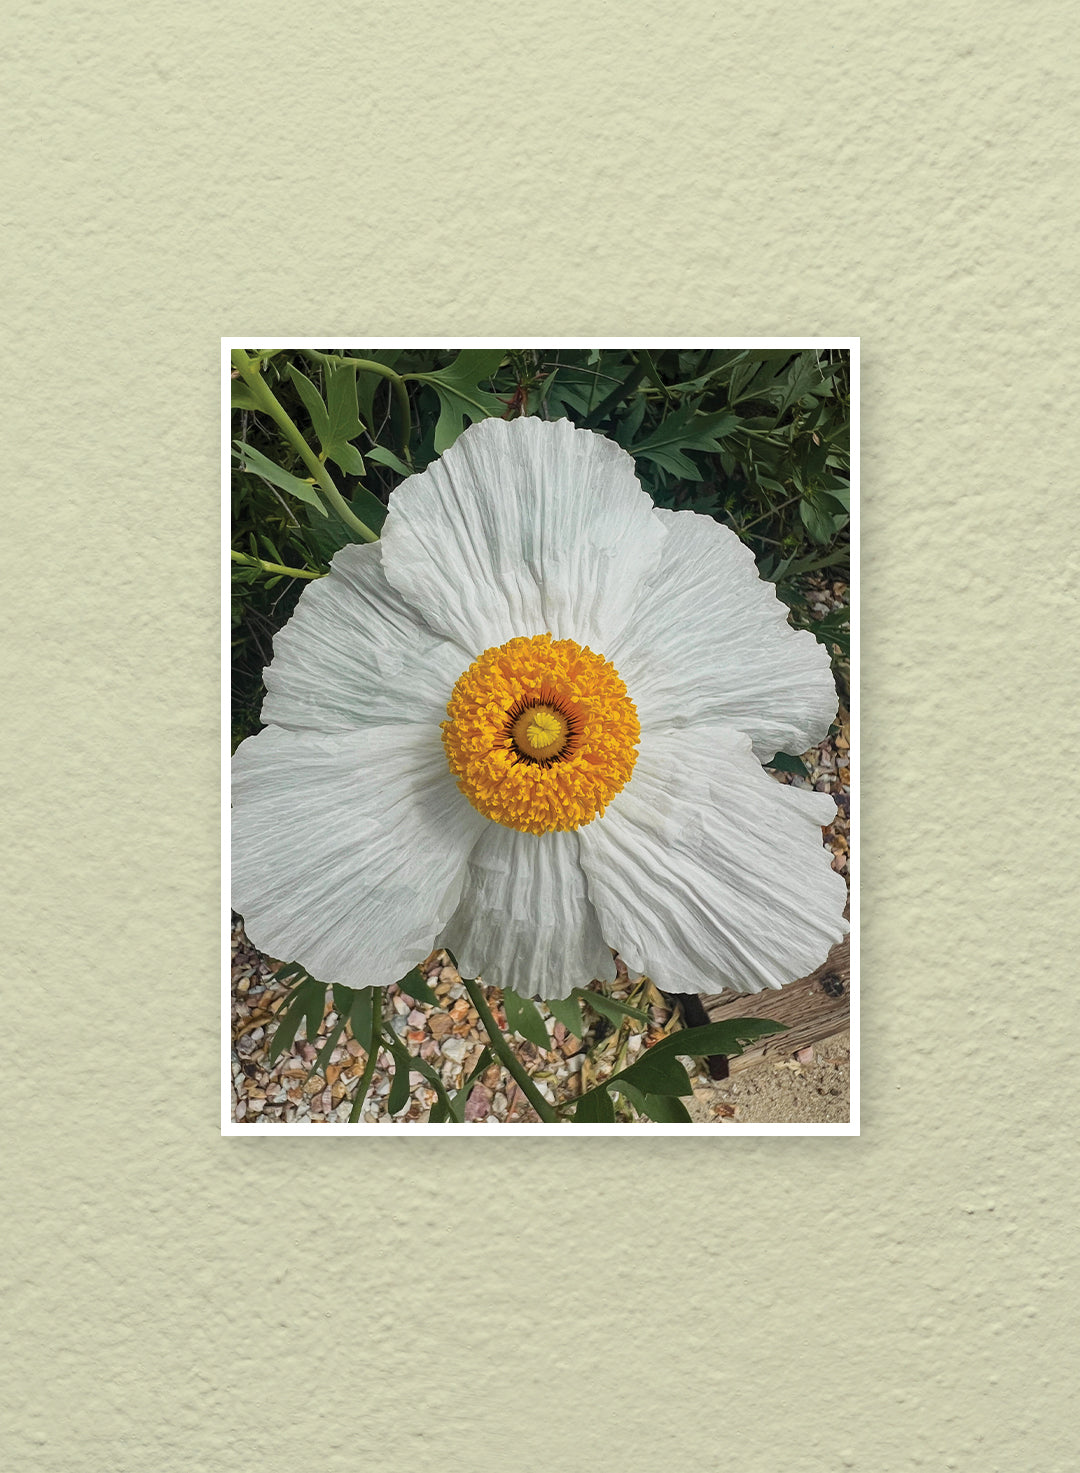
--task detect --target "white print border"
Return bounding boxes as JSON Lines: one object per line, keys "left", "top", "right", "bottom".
{"left": 221, "top": 337, "right": 860, "bottom": 1138}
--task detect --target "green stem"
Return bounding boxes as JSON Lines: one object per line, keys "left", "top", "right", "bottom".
{"left": 231, "top": 550, "right": 323, "bottom": 580}
{"left": 231, "top": 350, "right": 379, "bottom": 542}
{"left": 348, "top": 986, "right": 384, "bottom": 1123}
{"left": 738, "top": 493, "right": 800, "bottom": 534}
{"left": 463, "top": 978, "right": 559, "bottom": 1124}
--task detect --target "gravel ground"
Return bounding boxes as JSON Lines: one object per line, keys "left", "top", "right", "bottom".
{"left": 230, "top": 926, "right": 849, "bottom": 1125}
{"left": 230, "top": 577, "right": 851, "bottom": 1127}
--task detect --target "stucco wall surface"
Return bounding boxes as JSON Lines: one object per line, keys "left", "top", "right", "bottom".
{"left": 4, "top": 3, "right": 1077, "bottom": 1470}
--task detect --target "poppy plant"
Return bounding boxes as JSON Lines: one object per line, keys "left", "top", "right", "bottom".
{"left": 232, "top": 415, "right": 848, "bottom": 1000}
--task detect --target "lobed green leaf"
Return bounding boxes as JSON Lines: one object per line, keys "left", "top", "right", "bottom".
{"left": 409, "top": 349, "right": 507, "bottom": 453}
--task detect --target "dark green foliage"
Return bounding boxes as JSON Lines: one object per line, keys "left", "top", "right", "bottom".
{"left": 232, "top": 345, "right": 851, "bottom": 752}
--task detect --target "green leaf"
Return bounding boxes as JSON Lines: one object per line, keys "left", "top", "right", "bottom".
{"left": 775, "top": 351, "right": 833, "bottom": 418}
{"left": 642, "top": 1093, "right": 693, "bottom": 1122}
{"left": 772, "top": 547, "right": 849, "bottom": 581}
{"left": 574, "top": 1085, "right": 616, "bottom": 1122}
{"left": 303, "top": 483, "right": 387, "bottom": 551}
{"left": 323, "top": 364, "right": 367, "bottom": 469}
{"left": 387, "top": 1053, "right": 411, "bottom": 1116}
{"left": 609, "top": 1079, "right": 648, "bottom": 1116}
{"left": 381, "top": 1028, "right": 418, "bottom": 1116}
{"left": 612, "top": 392, "right": 648, "bottom": 447}
{"left": 799, "top": 497, "right": 835, "bottom": 545}
{"left": 630, "top": 403, "right": 738, "bottom": 479}
{"left": 410, "top": 349, "right": 507, "bottom": 453}
{"left": 231, "top": 383, "right": 262, "bottom": 411}
{"left": 542, "top": 368, "right": 596, "bottom": 418}
{"left": 272, "top": 961, "right": 308, "bottom": 985}
{"left": 545, "top": 994, "right": 585, "bottom": 1041}
{"left": 649, "top": 1018, "right": 787, "bottom": 1061}
{"left": 766, "top": 752, "right": 809, "bottom": 777}
{"left": 267, "top": 974, "right": 325, "bottom": 1064}
{"left": 234, "top": 441, "right": 327, "bottom": 513}
{"left": 287, "top": 365, "right": 331, "bottom": 446}
{"left": 331, "top": 984, "right": 354, "bottom": 1018}
{"left": 367, "top": 445, "right": 413, "bottom": 477}
{"left": 288, "top": 363, "right": 367, "bottom": 479}
{"left": 344, "top": 352, "right": 403, "bottom": 430}
{"left": 346, "top": 484, "right": 388, "bottom": 536}
{"left": 406, "top": 1051, "right": 458, "bottom": 1123}
{"left": 302, "top": 980, "right": 327, "bottom": 1047}
{"left": 808, "top": 605, "right": 850, "bottom": 657}
{"left": 502, "top": 987, "right": 551, "bottom": 1051}
{"left": 266, "top": 989, "right": 307, "bottom": 1065}
{"left": 582, "top": 358, "right": 647, "bottom": 428}
{"left": 330, "top": 442, "right": 366, "bottom": 476}
{"left": 302, "top": 500, "right": 352, "bottom": 563}
{"left": 443, "top": 1046, "right": 495, "bottom": 1123}
{"left": 347, "top": 987, "right": 375, "bottom": 1046}
{"left": 306, "top": 1017, "right": 346, "bottom": 1083}
{"left": 575, "top": 988, "right": 650, "bottom": 1027}
{"left": 614, "top": 1050, "right": 693, "bottom": 1097}
{"left": 396, "top": 967, "right": 440, "bottom": 1009}
{"left": 728, "top": 350, "right": 795, "bottom": 404}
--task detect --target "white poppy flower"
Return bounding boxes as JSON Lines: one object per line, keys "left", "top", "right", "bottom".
{"left": 232, "top": 415, "right": 849, "bottom": 1000}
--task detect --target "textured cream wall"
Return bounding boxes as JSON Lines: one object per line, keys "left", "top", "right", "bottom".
{"left": 5, "top": 2, "right": 1077, "bottom": 1470}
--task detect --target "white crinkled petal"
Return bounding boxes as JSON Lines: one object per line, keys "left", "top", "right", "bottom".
{"left": 607, "top": 509, "right": 838, "bottom": 759}
{"left": 232, "top": 724, "right": 487, "bottom": 988}
{"left": 437, "top": 825, "right": 617, "bottom": 1000}
{"left": 378, "top": 415, "right": 667, "bottom": 656}
{"left": 260, "top": 542, "right": 469, "bottom": 732}
{"left": 577, "top": 726, "right": 848, "bottom": 995}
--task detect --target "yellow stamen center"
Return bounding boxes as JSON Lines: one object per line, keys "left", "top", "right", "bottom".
{"left": 512, "top": 705, "right": 569, "bottom": 758}
{"left": 442, "top": 633, "right": 640, "bottom": 834}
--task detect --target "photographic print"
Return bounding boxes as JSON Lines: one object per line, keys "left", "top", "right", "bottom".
{"left": 225, "top": 341, "right": 857, "bottom": 1133}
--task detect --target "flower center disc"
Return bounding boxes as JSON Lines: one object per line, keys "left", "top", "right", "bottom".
{"left": 442, "top": 633, "right": 640, "bottom": 834}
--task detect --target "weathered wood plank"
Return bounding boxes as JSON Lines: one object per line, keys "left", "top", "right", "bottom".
{"left": 701, "top": 936, "right": 850, "bottom": 1072}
